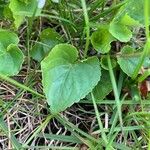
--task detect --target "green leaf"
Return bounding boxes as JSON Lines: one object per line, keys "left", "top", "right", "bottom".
{"left": 3, "top": 4, "right": 13, "bottom": 20}
{"left": 109, "top": 0, "right": 149, "bottom": 42}
{"left": 117, "top": 46, "right": 149, "bottom": 77}
{"left": 93, "top": 70, "right": 112, "bottom": 101}
{"left": 0, "top": 29, "right": 19, "bottom": 47}
{"left": 18, "top": 0, "right": 30, "bottom": 4}
{"left": 121, "top": 0, "right": 150, "bottom": 25}
{"left": 30, "top": 28, "right": 63, "bottom": 62}
{"left": 101, "top": 56, "right": 117, "bottom": 70}
{"left": 117, "top": 46, "right": 139, "bottom": 77}
{"left": 91, "top": 25, "right": 115, "bottom": 53}
{"left": 41, "top": 44, "right": 101, "bottom": 114}
{"left": 120, "top": 14, "right": 140, "bottom": 26}
{"left": 9, "top": 0, "right": 41, "bottom": 28}
{"left": 109, "top": 14, "right": 140, "bottom": 42}
{"left": 109, "top": 21, "right": 132, "bottom": 42}
{"left": 0, "top": 30, "right": 24, "bottom": 76}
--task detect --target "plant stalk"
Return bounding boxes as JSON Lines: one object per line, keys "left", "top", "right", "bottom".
{"left": 81, "top": 0, "right": 90, "bottom": 58}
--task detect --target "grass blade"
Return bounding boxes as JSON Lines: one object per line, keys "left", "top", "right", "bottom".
{"left": 0, "top": 116, "right": 22, "bottom": 150}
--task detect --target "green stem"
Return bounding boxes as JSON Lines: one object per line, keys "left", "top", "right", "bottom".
{"left": 26, "top": 4, "right": 38, "bottom": 75}
{"left": 80, "top": 99, "right": 150, "bottom": 105}
{"left": 26, "top": 21, "right": 30, "bottom": 72}
{"left": 81, "top": 0, "right": 90, "bottom": 58}
{"left": 117, "top": 71, "right": 124, "bottom": 96}
{"left": 40, "top": 14, "right": 75, "bottom": 26}
{"left": 107, "top": 55, "right": 123, "bottom": 128}
{"left": 107, "top": 71, "right": 124, "bottom": 140}
{"left": 91, "top": 92, "right": 108, "bottom": 146}
{"left": 90, "top": 2, "right": 125, "bottom": 21}
{"left": 24, "top": 146, "right": 79, "bottom": 150}
{"left": 144, "top": 0, "right": 150, "bottom": 40}
{"left": 132, "top": 42, "right": 150, "bottom": 80}
{"left": 131, "top": 0, "right": 150, "bottom": 79}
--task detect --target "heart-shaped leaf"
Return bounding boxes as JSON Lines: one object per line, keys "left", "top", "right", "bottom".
{"left": 109, "top": 21, "right": 132, "bottom": 42}
{"left": 109, "top": 0, "right": 143, "bottom": 42}
{"left": 41, "top": 44, "right": 101, "bottom": 114}
{"left": 0, "top": 29, "right": 24, "bottom": 76}
{"left": 91, "top": 25, "right": 115, "bottom": 53}
{"left": 109, "top": 14, "right": 139, "bottom": 42}
{"left": 9, "top": 0, "right": 41, "bottom": 28}
{"left": 30, "top": 28, "right": 63, "bottom": 62}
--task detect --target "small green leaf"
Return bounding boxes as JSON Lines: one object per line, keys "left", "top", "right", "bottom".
{"left": 117, "top": 46, "right": 149, "bottom": 77}
{"left": 109, "top": 21, "right": 132, "bottom": 42}
{"left": 30, "top": 28, "right": 63, "bottom": 62}
{"left": 91, "top": 25, "right": 115, "bottom": 53}
{"left": 0, "top": 30, "right": 24, "bottom": 76}
{"left": 93, "top": 70, "right": 112, "bottom": 101}
{"left": 41, "top": 44, "right": 101, "bottom": 114}
{"left": 9, "top": 0, "right": 41, "bottom": 28}
{"left": 109, "top": 0, "right": 146, "bottom": 42}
